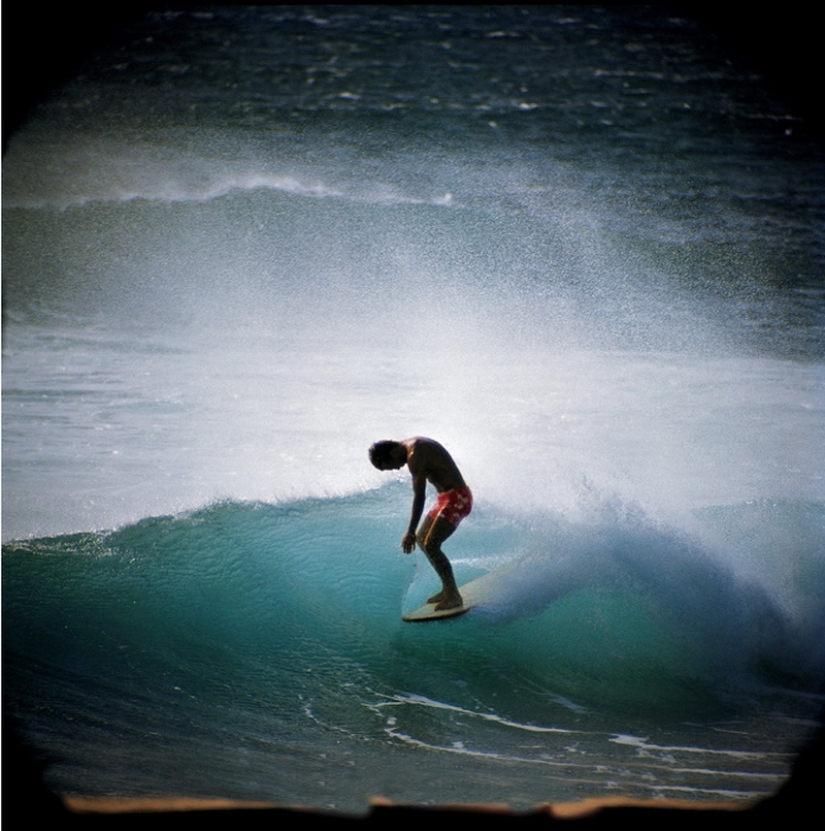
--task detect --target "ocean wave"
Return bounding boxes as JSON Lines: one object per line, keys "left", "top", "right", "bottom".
{"left": 5, "top": 493, "right": 822, "bottom": 704}
{"left": 1, "top": 134, "right": 456, "bottom": 210}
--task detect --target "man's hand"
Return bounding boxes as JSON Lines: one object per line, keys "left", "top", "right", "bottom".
{"left": 401, "top": 532, "right": 417, "bottom": 554}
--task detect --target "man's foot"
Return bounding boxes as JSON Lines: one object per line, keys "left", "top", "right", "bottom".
{"left": 433, "top": 592, "right": 463, "bottom": 612}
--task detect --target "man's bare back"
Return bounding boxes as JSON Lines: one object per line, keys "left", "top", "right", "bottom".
{"left": 398, "top": 437, "right": 467, "bottom": 493}
{"left": 369, "top": 437, "right": 472, "bottom": 611}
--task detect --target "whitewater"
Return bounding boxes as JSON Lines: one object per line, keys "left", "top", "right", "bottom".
{"left": 3, "top": 5, "right": 823, "bottom": 814}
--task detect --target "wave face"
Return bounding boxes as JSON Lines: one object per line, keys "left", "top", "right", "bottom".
{"left": 3, "top": 5, "right": 824, "bottom": 813}
{"left": 4, "top": 494, "right": 823, "bottom": 809}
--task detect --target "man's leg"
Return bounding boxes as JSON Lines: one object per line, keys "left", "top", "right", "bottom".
{"left": 416, "top": 515, "right": 462, "bottom": 610}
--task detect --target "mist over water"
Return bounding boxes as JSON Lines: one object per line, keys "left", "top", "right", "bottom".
{"left": 3, "top": 182, "right": 821, "bottom": 538}
{"left": 3, "top": 5, "right": 824, "bottom": 811}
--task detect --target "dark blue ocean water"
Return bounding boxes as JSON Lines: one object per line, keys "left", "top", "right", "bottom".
{"left": 3, "top": 5, "right": 824, "bottom": 813}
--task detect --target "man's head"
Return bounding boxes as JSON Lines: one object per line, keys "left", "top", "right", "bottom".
{"left": 369, "top": 440, "right": 406, "bottom": 470}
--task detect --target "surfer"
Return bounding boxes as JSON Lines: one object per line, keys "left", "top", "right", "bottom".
{"left": 368, "top": 437, "right": 472, "bottom": 611}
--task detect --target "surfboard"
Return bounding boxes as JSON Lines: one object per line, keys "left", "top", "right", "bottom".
{"left": 403, "top": 601, "right": 472, "bottom": 622}
{"left": 402, "top": 572, "right": 494, "bottom": 622}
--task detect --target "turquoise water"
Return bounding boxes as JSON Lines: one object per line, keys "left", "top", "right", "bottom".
{"left": 3, "top": 5, "right": 823, "bottom": 813}
{"left": 4, "top": 493, "right": 822, "bottom": 809}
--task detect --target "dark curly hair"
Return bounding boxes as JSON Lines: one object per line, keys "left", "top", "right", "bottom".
{"left": 368, "top": 440, "right": 402, "bottom": 467}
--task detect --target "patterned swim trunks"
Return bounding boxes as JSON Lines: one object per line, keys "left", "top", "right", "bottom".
{"left": 427, "top": 486, "right": 473, "bottom": 528}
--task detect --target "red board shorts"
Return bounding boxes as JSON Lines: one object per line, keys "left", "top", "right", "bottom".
{"left": 428, "top": 486, "right": 473, "bottom": 528}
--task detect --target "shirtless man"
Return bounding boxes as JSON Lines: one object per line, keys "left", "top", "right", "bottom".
{"left": 368, "top": 437, "right": 472, "bottom": 611}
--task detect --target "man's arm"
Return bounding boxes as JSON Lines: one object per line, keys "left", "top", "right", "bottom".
{"left": 402, "top": 473, "right": 427, "bottom": 553}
